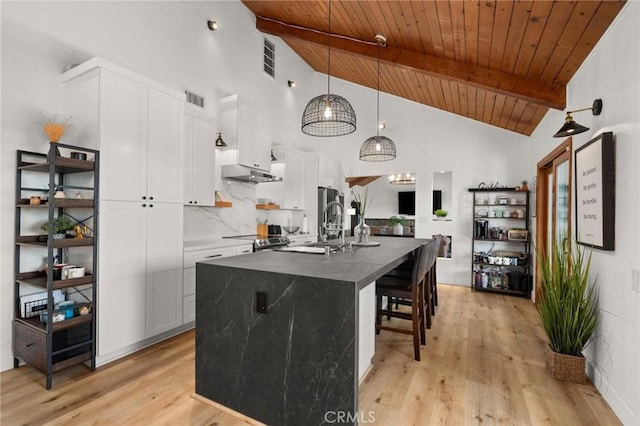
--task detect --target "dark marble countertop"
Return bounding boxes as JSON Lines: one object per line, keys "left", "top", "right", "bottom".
{"left": 200, "top": 236, "right": 429, "bottom": 289}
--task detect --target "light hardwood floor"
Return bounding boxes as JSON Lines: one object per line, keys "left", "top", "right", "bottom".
{"left": 1, "top": 284, "right": 620, "bottom": 425}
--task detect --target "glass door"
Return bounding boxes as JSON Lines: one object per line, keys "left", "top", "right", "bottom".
{"left": 536, "top": 139, "right": 572, "bottom": 299}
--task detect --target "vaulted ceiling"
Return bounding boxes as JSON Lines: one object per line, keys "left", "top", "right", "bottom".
{"left": 242, "top": 0, "right": 626, "bottom": 136}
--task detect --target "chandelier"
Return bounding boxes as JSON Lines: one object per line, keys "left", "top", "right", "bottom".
{"left": 389, "top": 173, "right": 415, "bottom": 185}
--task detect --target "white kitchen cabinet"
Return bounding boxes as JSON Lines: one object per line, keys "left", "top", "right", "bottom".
{"left": 318, "top": 152, "right": 341, "bottom": 189}
{"left": 184, "top": 105, "right": 216, "bottom": 205}
{"left": 182, "top": 244, "right": 252, "bottom": 324}
{"left": 98, "top": 201, "right": 183, "bottom": 357}
{"left": 256, "top": 147, "right": 305, "bottom": 210}
{"left": 64, "top": 65, "right": 183, "bottom": 203}
{"left": 220, "top": 94, "right": 272, "bottom": 172}
{"left": 97, "top": 201, "right": 147, "bottom": 358}
{"left": 145, "top": 202, "right": 184, "bottom": 337}
{"left": 63, "top": 58, "right": 186, "bottom": 362}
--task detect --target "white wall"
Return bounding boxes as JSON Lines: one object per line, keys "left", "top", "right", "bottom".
{"left": 2, "top": 2, "right": 638, "bottom": 423}
{"left": 0, "top": 0, "right": 316, "bottom": 373}
{"left": 527, "top": 3, "right": 640, "bottom": 424}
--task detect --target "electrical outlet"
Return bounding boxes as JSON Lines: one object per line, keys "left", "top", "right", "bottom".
{"left": 256, "top": 291, "right": 267, "bottom": 313}
{"left": 632, "top": 269, "right": 640, "bottom": 293}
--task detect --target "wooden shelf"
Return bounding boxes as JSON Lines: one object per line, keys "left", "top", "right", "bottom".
{"left": 468, "top": 187, "right": 527, "bottom": 193}
{"left": 214, "top": 201, "right": 232, "bottom": 208}
{"left": 16, "top": 312, "right": 93, "bottom": 333}
{"left": 18, "top": 157, "right": 95, "bottom": 174}
{"left": 17, "top": 198, "right": 94, "bottom": 208}
{"left": 16, "top": 271, "right": 94, "bottom": 290}
{"left": 16, "top": 235, "right": 94, "bottom": 248}
{"left": 473, "top": 286, "right": 530, "bottom": 298}
{"left": 256, "top": 204, "right": 280, "bottom": 210}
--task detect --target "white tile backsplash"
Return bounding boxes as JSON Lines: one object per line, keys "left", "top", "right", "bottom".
{"left": 184, "top": 181, "right": 257, "bottom": 240}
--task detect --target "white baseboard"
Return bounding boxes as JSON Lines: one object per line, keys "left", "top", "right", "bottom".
{"left": 588, "top": 361, "right": 640, "bottom": 425}
{"left": 96, "top": 322, "right": 194, "bottom": 367}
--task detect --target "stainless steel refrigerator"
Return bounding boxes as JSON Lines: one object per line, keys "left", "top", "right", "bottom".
{"left": 318, "top": 187, "right": 344, "bottom": 241}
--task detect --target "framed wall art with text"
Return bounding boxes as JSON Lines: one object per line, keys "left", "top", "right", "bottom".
{"left": 574, "top": 131, "right": 615, "bottom": 250}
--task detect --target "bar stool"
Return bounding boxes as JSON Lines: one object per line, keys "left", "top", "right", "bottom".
{"left": 375, "top": 243, "right": 428, "bottom": 361}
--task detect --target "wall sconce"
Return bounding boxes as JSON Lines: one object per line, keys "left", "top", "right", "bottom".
{"left": 287, "top": 80, "right": 296, "bottom": 88}
{"left": 215, "top": 132, "right": 227, "bottom": 148}
{"left": 553, "top": 98, "right": 603, "bottom": 138}
{"left": 207, "top": 20, "right": 218, "bottom": 31}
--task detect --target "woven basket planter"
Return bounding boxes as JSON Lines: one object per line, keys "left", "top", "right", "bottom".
{"left": 546, "top": 345, "right": 587, "bottom": 384}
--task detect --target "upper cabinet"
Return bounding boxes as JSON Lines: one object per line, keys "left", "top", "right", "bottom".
{"left": 257, "top": 146, "right": 305, "bottom": 210}
{"left": 62, "top": 58, "right": 185, "bottom": 203}
{"left": 220, "top": 95, "right": 271, "bottom": 172}
{"left": 184, "top": 105, "right": 216, "bottom": 205}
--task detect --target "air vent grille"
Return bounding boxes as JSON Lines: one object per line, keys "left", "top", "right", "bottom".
{"left": 263, "top": 38, "right": 275, "bottom": 78}
{"left": 185, "top": 90, "right": 204, "bottom": 108}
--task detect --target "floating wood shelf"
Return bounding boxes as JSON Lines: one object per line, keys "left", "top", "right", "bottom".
{"left": 256, "top": 204, "right": 280, "bottom": 210}
{"left": 214, "top": 201, "right": 232, "bottom": 208}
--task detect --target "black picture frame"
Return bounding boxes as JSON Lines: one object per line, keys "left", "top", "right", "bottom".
{"left": 574, "top": 131, "right": 615, "bottom": 250}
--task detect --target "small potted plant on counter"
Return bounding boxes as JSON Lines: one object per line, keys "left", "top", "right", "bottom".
{"left": 434, "top": 209, "right": 448, "bottom": 219}
{"left": 41, "top": 215, "right": 74, "bottom": 240}
{"left": 388, "top": 215, "right": 407, "bottom": 236}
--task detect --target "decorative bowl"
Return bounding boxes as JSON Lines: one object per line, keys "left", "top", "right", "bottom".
{"left": 283, "top": 226, "right": 300, "bottom": 234}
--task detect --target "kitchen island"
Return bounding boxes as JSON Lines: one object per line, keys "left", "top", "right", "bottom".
{"left": 195, "top": 236, "right": 428, "bottom": 426}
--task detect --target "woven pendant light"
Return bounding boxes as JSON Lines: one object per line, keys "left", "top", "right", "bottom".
{"left": 301, "top": 0, "right": 356, "bottom": 137}
{"left": 360, "top": 35, "right": 396, "bottom": 162}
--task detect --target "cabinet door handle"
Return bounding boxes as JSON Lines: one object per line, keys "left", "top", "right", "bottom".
{"left": 149, "top": 196, "right": 154, "bottom": 201}
{"left": 205, "top": 254, "right": 222, "bottom": 259}
{"left": 149, "top": 204, "right": 154, "bottom": 208}
{"left": 194, "top": 201, "right": 198, "bottom": 204}
{"left": 142, "top": 203, "right": 147, "bottom": 207}
{"left": 142, "top": 196, "right": 146, "bottom": 200}
{"left": 24, "top": 343, "right": 34, "bottom": 348}
{"left": 240, "top": 250, "right": 250, "bottom": 253}
{"left": 189, "top": 201, "right": 193, "bottom": 204}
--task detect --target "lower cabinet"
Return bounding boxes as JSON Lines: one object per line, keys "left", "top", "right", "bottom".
{"left": 98, "top": 200, "right": 183, "bottom": 360}
{"left": 182, "top": 244, "right": 252, "bottom": 324}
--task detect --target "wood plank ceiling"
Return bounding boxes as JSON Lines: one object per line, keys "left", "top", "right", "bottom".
{"left": 242, "top": 0, "right": 626, "bottom": 136}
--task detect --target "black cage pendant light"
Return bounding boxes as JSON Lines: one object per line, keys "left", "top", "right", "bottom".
{"left": 301, "top": 0, "right": 356, "bottom": 137}
{"left": 359, "top": 35, "right": 396, "bottom": 162}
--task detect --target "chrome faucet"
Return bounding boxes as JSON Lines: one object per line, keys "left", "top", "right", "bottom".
{"left": 322, "top": 198, "right": 345, "bottom": 248}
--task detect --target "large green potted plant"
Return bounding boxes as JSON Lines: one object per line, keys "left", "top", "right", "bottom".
{"left": 536, "top": 239, "right": 599, "bottom": 383}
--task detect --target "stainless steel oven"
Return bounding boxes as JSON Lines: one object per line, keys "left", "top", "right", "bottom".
{"left": 223, "top": 235, "right": 290, "bottom": 252}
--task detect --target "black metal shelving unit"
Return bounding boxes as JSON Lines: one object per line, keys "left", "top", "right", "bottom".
{"left": 13, "top": 142, "right": 99, "bottom": 389}
{"left": 468, "top": 187, "right": 531, "bottom": 297}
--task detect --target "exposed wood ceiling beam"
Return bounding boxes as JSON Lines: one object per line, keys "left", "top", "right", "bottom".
{"left": 345, "top": 176, "right": 382, "bottom": 188}
{"left": 256, "top": 16, "right": 566, "bottom": 111}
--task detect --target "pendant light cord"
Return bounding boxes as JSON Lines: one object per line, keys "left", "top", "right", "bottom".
{"left": 327, "top": 0, "right": 332, "bottom": 96}
{"left": 376, "top": 40, "right": 380, "bottom": 138}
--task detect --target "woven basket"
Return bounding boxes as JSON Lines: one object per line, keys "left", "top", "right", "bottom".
{"left": 546, "top": 345, "right": 587, "bottom": 384}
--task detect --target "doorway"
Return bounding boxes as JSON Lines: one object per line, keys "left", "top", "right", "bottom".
{"left": 535, "top": 138, "right": 572, "bottom": 298}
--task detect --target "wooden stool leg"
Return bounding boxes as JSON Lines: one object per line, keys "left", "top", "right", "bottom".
{"left": 375, "top": 294, "right": 382, "bottom": 335}
{"left": 411, "top": 284, "right": 421, "bottom": 361}
{"left": 418, "top": 278, "right": 426, "bottom": 345}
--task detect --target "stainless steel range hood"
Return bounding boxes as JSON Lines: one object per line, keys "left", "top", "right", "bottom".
{"left": 221, "top": 164, "right": 282, "bottom": 184}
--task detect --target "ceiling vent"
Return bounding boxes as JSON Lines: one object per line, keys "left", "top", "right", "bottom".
{"left": 185, "top": 90, "right": 205, "bottom": 108}
{"left": 263, "top": 38, "right": 275, "bottom": 78}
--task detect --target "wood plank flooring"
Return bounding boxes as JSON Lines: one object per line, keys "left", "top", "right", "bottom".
{"left": 1, "top": 284, "right": 620, "bottom": 425}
